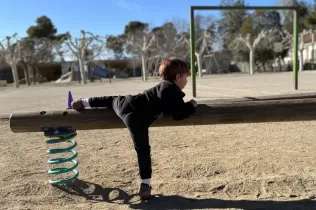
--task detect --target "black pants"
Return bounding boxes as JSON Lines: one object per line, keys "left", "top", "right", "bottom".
{"left": 101, "top": 95, "right": 152, "bottom": 179}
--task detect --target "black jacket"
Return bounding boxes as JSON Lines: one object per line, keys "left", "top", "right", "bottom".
{"left": 89, "top": 80, "right": 196, "bottom": 122}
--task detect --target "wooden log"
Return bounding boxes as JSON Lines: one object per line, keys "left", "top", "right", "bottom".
{"left": 6, "top": 94, "right": 316, "bottom": 133}
{"left": 209, "top": 92, "right": 316, "bottom": 103}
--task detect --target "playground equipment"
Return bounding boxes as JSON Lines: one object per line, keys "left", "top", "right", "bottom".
{"left": 55, "top": 71, "right": 73, "bottom": 83}
{"left": 2, "top": 91, "right": 316, "bottom": 184}
{"left": 44, "top": 126, "right": 78, "bottom": 184}
{"left": 38, "top": 91, "right": 80, "bottom": 184}
{"left": 55, "top": 63, "right": 111, "bottom": 84}
{"left": 92, "top": 64, "right": 110, "bottom": 78}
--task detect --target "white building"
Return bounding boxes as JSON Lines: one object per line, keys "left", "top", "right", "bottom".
{"left": 283, "top": 30, "right": 316, "bottom": 68}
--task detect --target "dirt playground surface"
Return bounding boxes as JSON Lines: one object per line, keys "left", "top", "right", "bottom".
{"left": 2, "top": 72, "right": 316, "bottom": 210}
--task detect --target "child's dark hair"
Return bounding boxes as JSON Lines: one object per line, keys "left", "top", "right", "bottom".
{"left": 158, "top": 57, "right": 190, "bottom": 81}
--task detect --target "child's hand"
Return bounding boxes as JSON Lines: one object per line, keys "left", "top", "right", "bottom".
{"left": 71, "top": 99, "right": 85, "bottom": 110}
{"left": 189, "top": 99, "right": 198, "bottom": 107}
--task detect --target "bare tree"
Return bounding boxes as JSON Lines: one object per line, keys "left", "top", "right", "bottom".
{"left": 20, "top": 37, "right": 56, "bottom": 85}
{"left": 195, "top": 27, "right": 215, "bottom": 77}
{"left": 169, "top": 17, "right": 189, "bottom": 34}
{"left": 173, "top": 33, "right": 191, "bottom": 60}
{"left": 269, "top": 28, "right": 292, "bottom": 71}
{"left": 298, "top": 30, "right": 311, "bottom": 72}
{"left": 86, "top": 47, "right": 113, "bottom": 82}
{"left": 233, "top": 30, "right": 269, "bottom": 74}
{"left": 125, "top": 27, "right": 156, "bottom": 81}
{"left": 65, "top": 30, "right": 104, "bottom": 84}
{"left": 282, "top": 29, "right": 310, "bottom": 72}
{"left": 0, "top": 53, "right": 5, "bottom": 67}
{"left": 0, "top": 48, "right": 6, "bottom": 71}
{"left": 50, "top": 37, "right": 70, "bottom": 62}
{"left": 0, "top": 34, "right": 21, "bottom": 88}
{"left": 19, "top": 38, "right": 35, "bottom": 86}
{"left": 25, "top": 38, "right": 51, "bottom": 84}
{"left": 148, "top": 22, "right": 191, "bottom": 75}
{"left": 193, "top": 14, "right": 217, "bottom": 77}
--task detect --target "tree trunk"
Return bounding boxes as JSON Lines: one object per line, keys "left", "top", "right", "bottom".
{"left": 212, "top": 55, "right": 220, "bottom": 74}
{"left": 278, "top": 58, "right": 282, "bottom": 72}
{"left": 27, "top": 65, "right": 32, "bottom": 85}
{"left": 35, "top": 65, "right": 41, "bottom": 84}
{"left": 78, "top": 57, "right": 87, "bottom": 84}
{"left": 196, "top": 53, "right": 203, "bottom": 78}
{"left": 155, "top": 57, "right": 161, "bottom": 78}
{"left": 146, "top": 58, "right": 153, "bottom": 77}
{"left": 86, "top": 63, "right": 91, "bottom": 82}
{"left": 32, "top": 66, "right": 36, "bottom": 85}
{"left": 11, "top": 64, "right": 19, "bottom": 88}
{"left": 22, "top": 63, "right": 30, "bottom": 86}
{"left": 263, "top": 63, "right": 266, "bottom": 72}
{"left": 313, "top": 43, "right": 315, "bottom": 70}
{"left": 89, "top": 64, "right": 94, "bottom": 83}
{"left": 299, "top": 50, "right": 304, "bottom": 72}
{"left": 27, "top": 65, "right": 34, "bottom": 84}
{"left": 132, "top": 61, "right": 136, "bottom": 77}
{"left": 141, "top": 55, "right": 147, "bottom": 81}
{"left": 249, "top": 48, "right": 254, "bottom": 75}
{"left": 256, "top": 63, "right": 260, "bottom": 72}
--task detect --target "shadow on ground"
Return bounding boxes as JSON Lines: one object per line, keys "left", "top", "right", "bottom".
{"left": 54, "top": 179, "right": 316, "bottom": 210}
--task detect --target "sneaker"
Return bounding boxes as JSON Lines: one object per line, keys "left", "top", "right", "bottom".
{"left": 139, "top": 183, "right": 152, "bottom": 200}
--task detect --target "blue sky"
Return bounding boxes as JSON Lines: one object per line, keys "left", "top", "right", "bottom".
{"left": 1, "top": 0, "right": 307, "bottom": 40}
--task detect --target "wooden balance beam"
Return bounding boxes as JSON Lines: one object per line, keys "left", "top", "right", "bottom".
{"left": 2, "top": 92, "right": 316, "bottom": 133}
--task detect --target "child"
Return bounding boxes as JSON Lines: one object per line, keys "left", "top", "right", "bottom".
{"left": 71, "top": 57, "right": 197, "bottom": 200}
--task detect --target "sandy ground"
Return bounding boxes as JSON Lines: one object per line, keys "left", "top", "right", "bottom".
{"left": 2, "top": 72, "right": 316, "bottom": 210}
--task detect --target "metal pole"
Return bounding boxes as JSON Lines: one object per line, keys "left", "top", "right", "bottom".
{"left": 293, "top": 9, "right": 299, "bottom": 90}
{"left": 190, "top": 6, "right": 196, "bottom": 97}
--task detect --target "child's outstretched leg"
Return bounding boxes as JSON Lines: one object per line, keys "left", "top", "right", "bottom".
{"left": 124, "top": 113, "right": 152, "bottom": 200}
{"left": 82, "top": 96, "right": 117, "bottom": 109}
{"left": 112, "top": 96, "right": 152, "bottom": 200}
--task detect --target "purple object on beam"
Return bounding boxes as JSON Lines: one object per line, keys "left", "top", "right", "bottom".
{"left": 68, "top": 91, "right": 73, "bottom": 109}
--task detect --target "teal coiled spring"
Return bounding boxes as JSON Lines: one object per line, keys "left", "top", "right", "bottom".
{"left": 43, "top": 127, "right": 79, "bottom": 185}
